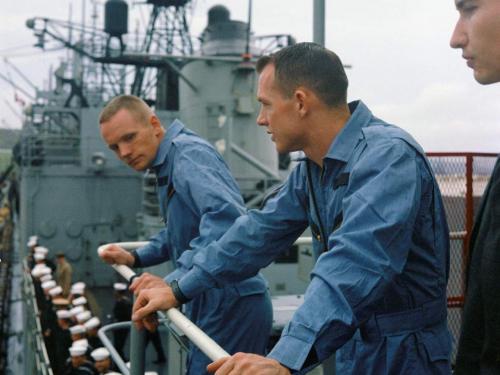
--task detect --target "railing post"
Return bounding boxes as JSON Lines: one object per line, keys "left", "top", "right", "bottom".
{"left": 129, "top": 295, "right": 146, "bottom": 375}
{"left": 464, "top": 155, "right": 474, "bottom": 274}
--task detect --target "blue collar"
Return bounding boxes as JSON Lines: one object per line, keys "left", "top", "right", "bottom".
{"left": 151, "top": 119, "right": 184, "bottom": 170}
{"left": 324, "top": 100, "right": 372, "bottom": 163}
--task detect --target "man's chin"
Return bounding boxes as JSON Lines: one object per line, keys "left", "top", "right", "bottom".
{"left": 134, "top": 165, "right": 148, "bottom": 172}
{"left": 474, "top": 69, "right": 500, "bottom": 85}
{"left": 128, "top": 161, "right": 148, "bottom": 171}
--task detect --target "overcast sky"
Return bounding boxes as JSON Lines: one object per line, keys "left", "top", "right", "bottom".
{"left": 0, "top": 0, "right": 499, "bottom": 152}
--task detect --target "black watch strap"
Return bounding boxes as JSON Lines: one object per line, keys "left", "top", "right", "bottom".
{"left": 131, "top": 250, "right": 142, "bottom": 268}
{"left": 170, "top": 279, "right": 190, "bottom": 305}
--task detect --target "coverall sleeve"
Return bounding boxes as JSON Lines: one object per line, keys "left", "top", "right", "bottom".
{"left": 168, "top": 145, "right": 247, "bottom": 279}
{"left": 268, "top": 141, "right": 422, "bottom": 371}
{"left": 135, "top": 228, "right": 171, "bottom": 267}
{"left": 178, "top": 164, "right": 310, "bottom": 298}
{"left": 173, "top": 144, "right": 247, "bottom": 255}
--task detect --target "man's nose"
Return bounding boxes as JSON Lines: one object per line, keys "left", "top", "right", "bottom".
{"left": 256, "top": 111, "right": 267, "bottom": 127}
{"left": 118, "top": 144, "right": 132, "bottom": 158}
{"left": 450, "top": 19, "right": 467, "bottom": 49}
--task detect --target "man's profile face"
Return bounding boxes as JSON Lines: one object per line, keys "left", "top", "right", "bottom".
{"left": 450, "top": 0, "right": 500, "bottom": 84}
{"left": 100, "top": 108, "right": 163, "bottom": 171}
{"left": 256, "top": 64, "right": 306, "bottom": 154}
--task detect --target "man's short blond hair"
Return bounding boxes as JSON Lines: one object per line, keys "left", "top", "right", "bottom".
{"left": 99, "top": 95, "right": 153, "bottom": 125}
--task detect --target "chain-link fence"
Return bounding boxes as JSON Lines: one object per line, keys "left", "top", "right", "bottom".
{"left": 427, "top": 152, "right": 498, "bottom": 361}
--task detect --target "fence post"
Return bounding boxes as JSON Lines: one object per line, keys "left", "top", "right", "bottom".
{"left": 464, "top": 155, "right": 474, "bottom": 275}
{"left": 129, "top": 294, "right": 146, "bottom": 375}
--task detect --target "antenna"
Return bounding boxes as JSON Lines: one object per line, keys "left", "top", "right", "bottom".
{"left": 313, "top": 0, "right": 325, "bottom": 46}
{"left": 4, "top": 100, "right": 24, "bottom": 121}
{"left": 3, "top": 58, "right": 37, "bottom": 91}
{"left": 244, "top": 0, "right": 252, "bottom": 57}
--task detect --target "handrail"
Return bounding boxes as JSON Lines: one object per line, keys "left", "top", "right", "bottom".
{"left": 22, "top": 258, "right": 54, "bottom": 375}
{"left": 100, "top": 233, "right": 464, "bottom": 369}
{"left": 97, "top": 321, "right": 134, "bottom": 375}
{"left": 97, "top": 243, "right": 230, "bottom": 362}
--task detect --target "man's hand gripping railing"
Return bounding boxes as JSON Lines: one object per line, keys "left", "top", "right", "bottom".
{"left": 97, "top": 243, "right": 230, "bottom": 363}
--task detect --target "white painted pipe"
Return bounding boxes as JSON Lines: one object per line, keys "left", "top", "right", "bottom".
{"left": 97, "top": 243, "right": 230, "bottom": 361}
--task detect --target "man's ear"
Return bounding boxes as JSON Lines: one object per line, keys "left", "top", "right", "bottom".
{"left": 149, "top": 115, "right": 163, "bottom": 135}
{"left": 294, "top": 88, "right": 308, "bottom": 118}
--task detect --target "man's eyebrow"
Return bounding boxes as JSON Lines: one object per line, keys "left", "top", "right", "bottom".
{"left": 120, "top": 131, "right": 135, "bottom": 140}
{"left": 455, "top": 0, "right": 473, "bottom": 10}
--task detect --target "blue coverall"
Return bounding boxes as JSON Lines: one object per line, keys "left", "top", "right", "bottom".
{"left": 134, "top": 119, "right": 273, "bottom": 375}
{"left": 177, "top": 101, "right": 452, "bottom": 374}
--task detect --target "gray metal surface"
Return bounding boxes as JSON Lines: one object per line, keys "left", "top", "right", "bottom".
{"left": 18, "top": 107, "right": 143, "bottom": 284}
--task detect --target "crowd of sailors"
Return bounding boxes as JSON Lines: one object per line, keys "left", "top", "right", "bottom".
{"left": 26, "top": 234, "right": 159, "bottom": 375}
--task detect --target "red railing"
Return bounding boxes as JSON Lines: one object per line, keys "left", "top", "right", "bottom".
{"left": 426, "top": 152, "right": 497, "bottom": 359}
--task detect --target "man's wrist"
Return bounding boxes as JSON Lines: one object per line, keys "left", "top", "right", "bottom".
{"left": 170, "top": 279, "right": 191, "bottom": 305}
{"left": 131, "top": 250, "right": 142, "bottom": 268}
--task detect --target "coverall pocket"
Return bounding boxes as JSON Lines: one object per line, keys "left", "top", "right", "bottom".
{"left": 421, "top": 337, "right": 450, "bottom": 362}
{"left": 233, "top": 277, "right": 268, "bottom": 297}
{"left": 420, "top": 328, "right": 452, "bottom": 373}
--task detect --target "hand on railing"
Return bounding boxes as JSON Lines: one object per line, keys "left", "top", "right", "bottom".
{"left": 98, "top": 243, "right": 135, "bottom": 267}
{"left": 132, "top": 286, "right": 180, "bottom": 331}
{"left": 97, "top": 243, "right": 230, "bottom": 362}
{"left": 129, "top": 273, "right": 167, "bottom": 292}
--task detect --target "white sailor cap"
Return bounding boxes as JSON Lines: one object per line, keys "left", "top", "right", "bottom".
{"left": 56, "top": 309, "right": 71, "bottom": 319}
{"left": 71, "top": 287, "right": 85, "bottom": 296}
{"left": 40, "top": 266, "right": 52, "bottom": 275}
{"left": 73, "top": 338, "right": 89, "bottom": 348}
{"left": 113, "top": 282, "right": 127, "bottom": 291}
{"left": 91, "top": 347, "right": 110, "bottom": 361}
{"left": 104, "top": 372, "right": 121, "bottom": 375}
{"left": 76, "top": 310, "right": 92, "bottom": 323}
{"left": 41, "top": 280, "right": 56, "bottom": 290}
{"left": 71, "top": 282, "right": 86, "bottom": 295}
{"left": 27, "top": 237, "right": 38, "bottom": 247}
{"left": 72, "top": 296, "right": 87, "bottom": 306}
{"left": 69, "top": 344, "right": 87, "bottom": 357}
{"left": 72, "top": 281, "right": 86, "bottom": 289}
{"left": 84, "top": 317, "right": 100, "bottom": 330}
{"left": 40, "top": 274, "right": 52, "bottom": 282}
{"left": 31, "top": 265, "right": 51, "bottom": 278}
{"left": 30, "top": 266, "right": 43, "bottom": 278}
{"left": 49, "top": 286, "right": 63, "bottom": 297}
{"left": 34, "top": 246, "right": 49, "bottom": 255}
{"left": 69, "top": 324, "right": 86, "bottom": 335}
{"left": 70, "top": 305, "right": 85, "bottom": 316}
{"left": 145, "top": 372, "right": 159, "bottom": 375}
{"left": 34, "top": 253, "right": 45, "bottom": 261}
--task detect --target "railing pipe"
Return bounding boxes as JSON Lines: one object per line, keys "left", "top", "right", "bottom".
{"left": 98, "top": 321, "right": 134, "bottom": 375}
{"left": 129, "top": 299, "right": 146, "bottom": 375}
{"left": 464, "top": 155, "right": 474, "bottom": 266}
{"left": 97, "top": 244, "right": 230, "bottom": 362}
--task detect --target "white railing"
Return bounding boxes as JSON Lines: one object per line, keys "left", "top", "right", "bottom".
{"left": 97, "top": 243, "right": 230, "bottom": 363}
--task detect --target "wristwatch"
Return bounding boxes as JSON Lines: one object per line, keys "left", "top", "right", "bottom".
{"left": 170, "top": 279, "right": 190, "bottom": 305}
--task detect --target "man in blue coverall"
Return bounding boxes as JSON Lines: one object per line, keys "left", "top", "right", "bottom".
{"left": 98, "top": 95, "right": 273, "bottom": 374}
{"left": 131, "top": 43, "right": 452, "bottom": 374}
{"left": 450, "top": 0, "right": 500, "bottom": 373}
